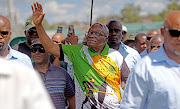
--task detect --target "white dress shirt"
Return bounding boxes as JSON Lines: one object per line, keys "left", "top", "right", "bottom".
{"left": 4, "top": 46, "right": 33, "bottom": 69}
{"left": 0, "top": 59, "right": 55, "bottom": 109}
{"left": 120, "top": 45, "right": 180, "bottom": 109}
{"left": 118, "top": 42, "right": 141, "bottom": 71}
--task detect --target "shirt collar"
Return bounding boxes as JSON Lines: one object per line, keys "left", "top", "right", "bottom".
{"left": 4, "top": 46, "right": 18, "bottom": 60}
{"left": 151, "top": 44, "right": 179, "bottom": 66}
{"left": 33, "top": 62, "right": 56, "bottom": 72}
{"left": 120, "top": 42, "right": 127, "bottom": 50}
{"left": 88, "top": 44, "right": 109, "bottom": 57}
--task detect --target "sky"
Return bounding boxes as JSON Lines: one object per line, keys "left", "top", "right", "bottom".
{"left": 0, "top": 0, "right": 174, "bottom": 25}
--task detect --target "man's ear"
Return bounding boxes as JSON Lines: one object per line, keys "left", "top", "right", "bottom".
{"left": 160, "top": 27, "right": 164, "bottom": 38}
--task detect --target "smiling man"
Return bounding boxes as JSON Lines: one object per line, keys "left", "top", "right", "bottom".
{"left": 31, "top": 2, "right": 129, "bottom": 108}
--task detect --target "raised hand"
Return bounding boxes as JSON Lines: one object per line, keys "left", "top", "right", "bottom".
{"left": 31, "top": 2, "right": 45, "bottom": 25}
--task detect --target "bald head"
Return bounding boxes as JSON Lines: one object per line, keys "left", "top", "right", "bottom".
{"left": 0, "top": 15, "right": 11, "bottom": 31}
{"left": 147, "top": 29, "right": 160, "bottom": 37}
{"left": 164, "top": 10, "right": 180, "bottom": 29}
{"left": 52, "top": 33, "right": 65, "bottom": 44}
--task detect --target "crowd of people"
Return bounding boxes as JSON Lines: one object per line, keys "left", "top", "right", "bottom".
{"left": 0, "top": 1, "right": 180, "bottom": 109}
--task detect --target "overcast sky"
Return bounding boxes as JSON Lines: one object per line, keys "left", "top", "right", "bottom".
{"left": 0, "top": 0, "right": 174, "bottom": 25}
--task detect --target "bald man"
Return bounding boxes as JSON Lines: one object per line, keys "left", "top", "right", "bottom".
{"left": 0, "top": 15, "right": 32, "bottom": 68}
{"left": 148, "top": 34, "right": 164, "bottom": 53}
{"left": 121, "top": 10, "right": 180, "bottom": 109}
{"left": 52, "top": 33, "right": 65, "bottom": 44}
{"left": 140, "top": 29, "right": 161, "bottom": 57}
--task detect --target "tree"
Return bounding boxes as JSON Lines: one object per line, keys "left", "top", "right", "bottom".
{"left": 159, "top": 1, "right": 180, "bottom": 19}
{"left": 121, "top": 4, "right": 141, "bottom": 23}
{"left": 96, "top": 16, "right": 108, "bottom": 24}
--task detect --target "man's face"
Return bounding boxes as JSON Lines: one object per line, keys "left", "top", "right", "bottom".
{"left": 0, "top": 19, "right": 11, "bottom": 51}
{"left": 107, "top": 21, "right": 122, "bottom": 45}
{"left": 86, "top": 24, "right": 108, "bottom": 49}
{"left": 25, "top": 27, "right": 39, "bottom": 45}
{"left": 149, "top": 38, "right": 163, "bottom": 53}
{"left": 162, "top": 26, "right": 180, "bottom": 56}
{"left": 31, "top": 45, "right": 49, "bottom": 64}
{"left": 136, "top": 36, "right": 147, "bottom": 53}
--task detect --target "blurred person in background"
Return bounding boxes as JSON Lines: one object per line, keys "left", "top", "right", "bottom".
{"left": 121, "top": 25, "right": 128, "bottom": 42}
{"left": 146, "top": 29, "right": 160, "bottom": 47}
{"left": 140, "top": 29, "right": 160, "bottom": 57}
{"left": 106, "top": 19, "right": 141, "bottom": 72}
{"left": 148, "top": 34, "right": 164, "bottom": 53}
{"left": 12, "top": 20, "right": 39, "bottom": 58}
{"left": 134, "top": 33, "right": 147, "bottom": 53}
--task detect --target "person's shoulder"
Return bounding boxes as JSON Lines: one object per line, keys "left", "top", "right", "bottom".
{"left": 50, "top": 64, "right": 67, "bottom": 74}
{"left": 124, "top": 44, "right": 139, "bottom": 54}
{"left": 108, "top": 48, "right": 123, "bottom": 58}
{"left": 11, "top": 48, "right": 30, "bottom": 59}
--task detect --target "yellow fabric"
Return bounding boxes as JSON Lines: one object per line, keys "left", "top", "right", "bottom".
{"left": 92, "top": 54, "right": 121, "bottom": 101}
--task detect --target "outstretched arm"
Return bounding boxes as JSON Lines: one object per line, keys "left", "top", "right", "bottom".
{"left": 31, "top": 2, "right": 60, "bottom": 57}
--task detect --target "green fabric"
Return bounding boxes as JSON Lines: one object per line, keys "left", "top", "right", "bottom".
{"left": 88, "top": 44, "right": 109, "bottom": 57}
{"left": 62, "top": 44, "right": 109, "bottom": 96}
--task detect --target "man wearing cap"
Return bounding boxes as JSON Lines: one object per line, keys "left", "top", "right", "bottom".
{"left": 121, "top": 25, "right": 127, "bottom": 42}
{"left": 106, "top": 20, "right": 141, "bottom": 72}
{"left": 0, "top": 15, "right": 32, "bottom": 68}
{"left": 12, "top": 20, "right": 39, "bottom": 58}
{"left": 31, "top": 38, "right": 75, "bottom": 109}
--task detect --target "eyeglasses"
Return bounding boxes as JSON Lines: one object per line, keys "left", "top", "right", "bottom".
{"left": 150, "top": 45, "right": 161, "bottom": 49}
{"left": 147, "top": 37, "right": 152, "bottom": 41}
{"left": 0, "top": 31, "right": 9, "bottom": 38}
{"left": 30, "top": 47, "right": 45, "bottom": 53}
{"left": 86, "top": 31, "right": 107, "bottom": 37}
{"left": 109, "top": 29, "right": 121, "bottom": 33}
{"left": 28, "top": 29, "right": 38, "bottom": 36}
{"left": 164, "top": 28, "right": 180, "bottom": 37}
{"left": 122, "top": 31, "right": 127, "bottom": 35}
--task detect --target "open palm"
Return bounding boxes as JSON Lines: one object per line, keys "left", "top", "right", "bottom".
{"left": 31, "top": 2, "right": 45, "bottom": 25}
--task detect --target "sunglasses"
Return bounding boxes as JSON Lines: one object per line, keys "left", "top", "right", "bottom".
{"left": 109, "top": 29, "right": 121, "bottom": 33}
{"left": 147, "top": 37, "right": 152, "bottom": 41}
{"left": 30, "top": 47, "right": 45, "bottom": 53}
{"left": 28, "top": 29, "right": 38, "bottom": 36}
{"left": 122, "top": 31, "right": 127, "bottom": 35}
{"left": 165, "top": 28, "right": 180, "bottom": 37}
{"left": 150, "top": 45, "right": 161, "bottom": 49}
{"left": 0, "top": 31, "right": 9, "bottom": 38}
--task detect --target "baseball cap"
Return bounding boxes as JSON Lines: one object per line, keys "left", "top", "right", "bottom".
{"left": 31, "top": 38, "right": 42, "bottom": 47}
{"left": 25, "top": 20, "right": 35, "bottom": 30}
{"left": 122, "top": 25, "right": 127, "bottom": 33}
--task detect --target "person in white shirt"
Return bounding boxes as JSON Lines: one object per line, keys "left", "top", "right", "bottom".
{"left": 120, "top": 10, "right": 180, "bottom": 109}
{"left": 0, "top": 58, "right": 55, "bottom": 109}
{"left": 106, "top": 20, "right": 141, "bottom": 73}
{"left": 0, "top": 15, "right": 32, "bottom": 68}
